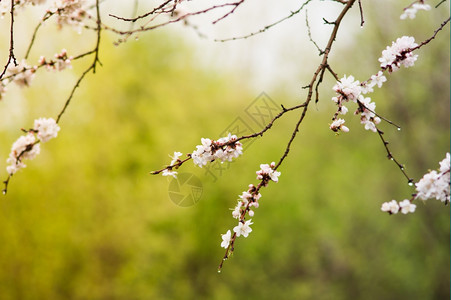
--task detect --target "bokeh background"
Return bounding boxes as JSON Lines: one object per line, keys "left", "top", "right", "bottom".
{"left": 0, "top": 1, "right": 449, "bottom": 299}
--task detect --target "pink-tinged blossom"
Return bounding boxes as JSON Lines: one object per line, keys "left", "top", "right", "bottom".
{"left": 40, "top": 49, "right": 73, "bottom": 71}
{"left": 191, "top": 134, "right": 242, "bottom": 168}
{"left": 34, "top": 118, "right": 60, "bottom": 142}
{"left": 257, "top": 162, "right": 281, "bottom": 183}
{"left": 7, "top": 60, "right": 36, "bottom": 87}
{"left": 220, "top": 230, "right": 232, "bottom": 249}
{"left": 233, "top": 220, "right": 253, "bottom": 238}
{"left": 6, "top": 133, "right": 41, "bottom": 175}
{"left": 0, "top": 80, "right": 7, "bottom": 100}
{"left": 53, "top": 0, "right": 87, "bottom": 32}
{"left": 330, "top": 118, "right": 349, "bottom": 133}
{"left": 333, "top": 75, "right": 361, "bottom": 102}
{"left": 238, "top": 191, "right": 252, "bottom": 205}
{"left": 399, "top": 200, "right": 416, "bottom": 214}
{"left": 381, "top": 200, "right": 399, "bottom": 214}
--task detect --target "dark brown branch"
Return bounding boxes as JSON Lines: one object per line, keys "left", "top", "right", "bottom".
{"left": 358, "top": 0, "right": 364, "bottom": 27}
{"left": 150, "top": 102, "right": 307, "bottom": 175}
{"left": 274, "top": 0, "right": 357, "bottom": 170}
{"left": 108, "top": 1, "right": 246, "bottom": 37}
{"left": 150, "top": 156, "right": 192, "bottom": 175}
{"left": 220, "top": 0, "right": 357, "bottom": 271}
{"left": 109, "top": 0, "right": 172, "bottom": 22}
{"left": 0, "top": 0, "right": 17, "bottom": 79}
{"left": 56, "top": 0, "right": 102, "bottom": 123}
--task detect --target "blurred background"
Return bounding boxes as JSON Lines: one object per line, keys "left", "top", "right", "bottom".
{"left": 0, "top": 1, "right": 449, "bottom": 299}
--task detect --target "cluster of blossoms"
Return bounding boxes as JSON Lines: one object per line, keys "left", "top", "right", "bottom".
{"left": 39, "top": 49, "right": 73, "bottom": 71}
{"left": 379, "top": 36, "right": 418, "bottom": 72}
{"left": 191, "top": 133, "right": 243, "bottom": 168}
{"left": 220, "top": 162, "right": 280, "bottom": 250}
{"left": 6, "top": 59, "right": 37, "bottom": 88}
{"left": 331, "top": 35, "right": 419, "bottom": 133}
{"left": 6, "top": 118, "right": 60, "bottom": 176}
{"left": 1, "top": 49, "right": 73, "bottom": 100}
{"left": 330, "top": 73, "right": 385, "bottom": 133}
{"left": 51, "top": 0, "right": 87, "bottom": 32}
{"left": 415, "top": 153, "right": 450, "bottom": 203}
{"left": 400, "top": 1, "right": 431, "bottom": 20}
{"left": 381, "top": 153, "right": 450, "bottom": 215}
{"left": 381, "top": 199, "right": 417, "bottom": 214}
{"left": 158, "top": 134, "right": 242, "bottom": 179}
{"left": 0, "top": 0, "right": 47, "bottom": 18}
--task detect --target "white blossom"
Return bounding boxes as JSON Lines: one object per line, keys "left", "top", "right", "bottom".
{"left": 333, "top": 75, "right": 361, "bottom": 102}
{"left": 233, "top": 220, "right": 253, "bottom": 238}
{"left": 34, "top": 118, "right": 60, "bottom": 142}
{"left": 162, "top": 169, "right": 177, "bottom": 178}
{"left": 220, "top": 230, "right": 232, "bottom": 249}
{"left": 439, "top": 153, "right": 450, "bottom": 173}
{"left": 399, "top": 200, "right": 416, "bottom": 214}
{"left": 415, "top": 153, "right": 450, "bottom": 203}
{"left": 231, "top": 202, "right": 241, "bottom": 219}
{"left": 400, "top": 3, "right": 431, "bottom": 20}
{"left": 169, "top": 151, "right": 183, "bottom": 165}
{"left": 191, "top": 134, "right": 242, "bottom": 168}
{"left": 369, "top": 71, "right": 387, "bottom": 89}
{"left": 379, "top": 36, "right": 418, "bottom": 72}
{"left": 381, "top": 200, "right": 399, "bottom": 214}
{"left": 256, "top": 162, "right": 281, "bottom": 183}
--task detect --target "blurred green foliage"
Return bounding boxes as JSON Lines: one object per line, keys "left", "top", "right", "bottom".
{"left": 0, "top": 3, "right": 449, "bottom": 299}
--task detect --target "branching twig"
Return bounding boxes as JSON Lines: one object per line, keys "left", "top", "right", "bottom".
{"left": 215, "top": 0, "right": 312, "bottom": 42}
{"left": 274, "top": 0, "right": 357, "bottom": 170}
{"left": 0, "top": 0, "right": 18, "bottom": 79}
{"left": 305, "top": 9, "right": 323, "bottom": 55}
{"left": 56, "top": 0, "right": 102, "bottom": 123}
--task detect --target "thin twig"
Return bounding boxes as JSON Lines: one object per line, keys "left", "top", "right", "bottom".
{"left": 358, "top": 0, "right": 364, "bottom": 27}
{"left": 305, "top": 9, "right": 323, "bottom": 55}
{"left": 376, "top": 128, "right": 413, "bottom": 184}
{"left": 215, "top": 0, "right": 312, "bottom": 42}
{"left": 25, "top": 12, "right": 53, "bottom": 59}
{"left": 410, "top": 17, "right": 450, "bottom": 51}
